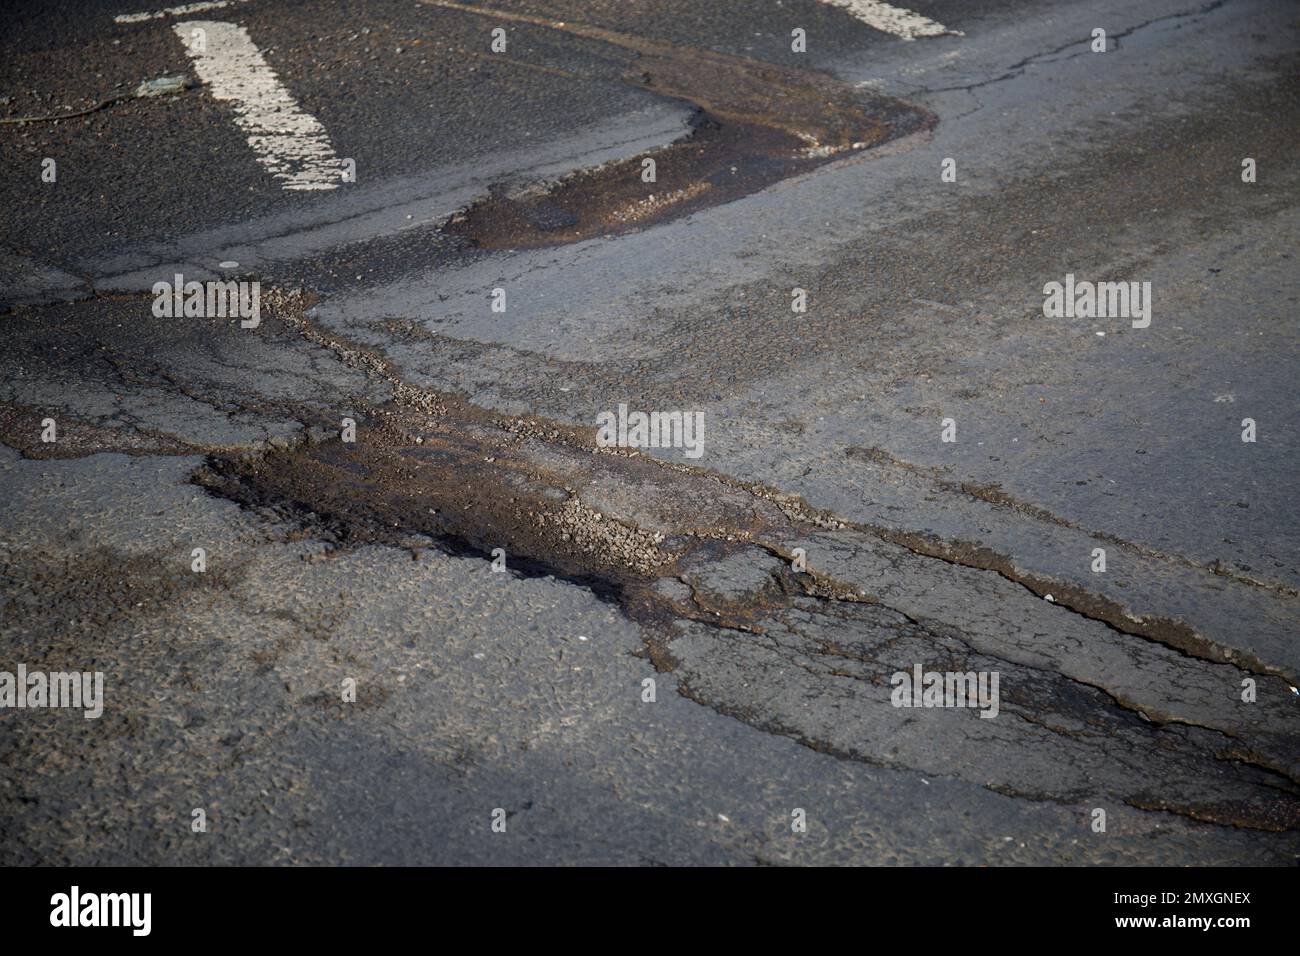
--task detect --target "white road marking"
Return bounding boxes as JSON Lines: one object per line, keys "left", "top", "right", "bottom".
{"left": 816, "top": 0, "right": 960, "bottom": 40}
{"left": 115, "top": 0, "right": 249, "bottom": 24}
{"left": 174, "top": 21, "right": 345, "bottom": 191}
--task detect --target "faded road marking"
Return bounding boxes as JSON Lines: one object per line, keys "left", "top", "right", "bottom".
{"left": 115, "top": 0, "right": 249, "bottom": 23}
{"left": 174, "top": 21, "right": 345, "bottom": 191}
{"left": 816, "top": 0, "right": 961, "bottom": 40}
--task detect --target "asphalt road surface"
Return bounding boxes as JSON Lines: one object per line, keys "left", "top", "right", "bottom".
{"left": 1, "top": 0, "right": 1298, "bottom": 865}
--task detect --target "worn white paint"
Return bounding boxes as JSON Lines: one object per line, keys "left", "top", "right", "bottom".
{"left": 816, "top": 0, "right": 959, "bottom": 40}
{"left": 174, "top": 20, "right": 345, "bottom": 191}
{"left": 115, "top": 1, "right": 249, "bottom": 24}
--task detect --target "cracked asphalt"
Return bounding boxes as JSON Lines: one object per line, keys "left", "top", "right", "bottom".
{"left": 1, "top": 0, "right": 1298, "bottom": 865}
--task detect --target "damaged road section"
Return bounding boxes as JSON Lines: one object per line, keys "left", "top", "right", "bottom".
{"left": 193, "top": 300, "right": 1296, "bottom": 833}
{"left": 2, "top": 289, "right": 1297, "bottom": 839}
{"left": 197, "top": 395, "right": 1300, "bottom": 833}
{"left": 429, "top": 0, "right": 933, "bottom": 249}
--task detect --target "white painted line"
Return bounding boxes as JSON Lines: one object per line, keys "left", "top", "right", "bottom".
{"left": 816, "top": 0, "right": 960, "bottom": 40}
{"left": 174, "top": 21, "right": 345, "bottom": 191}
{"left": 115, "top": 0, "right": 249, "bottom": 24}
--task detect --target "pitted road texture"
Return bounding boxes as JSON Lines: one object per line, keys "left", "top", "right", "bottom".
{"left": 0, "top": 288, "right": 1296, "bottom": 863}
{"left": 2, "top": 0, "right": 1299, "bottom": 865}
{"left": 209, "top": 418, "right": 1300, "bottom": 832}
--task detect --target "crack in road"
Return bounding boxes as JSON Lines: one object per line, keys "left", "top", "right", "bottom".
{"left": 913, "top": 0, "right": 1230, "bottom": 95}
{"left": 1, "top": 228, "right": 1296, "bottom": 841}
{"left": 33, "top": 291, "right": 1267, "bottom": 833}
{"left": 2, "top": 287, "right": 1295, "bottom": 832}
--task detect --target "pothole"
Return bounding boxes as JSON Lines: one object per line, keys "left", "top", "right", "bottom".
{"left": 429, "top": 0, "right": 934, "bottom": 249}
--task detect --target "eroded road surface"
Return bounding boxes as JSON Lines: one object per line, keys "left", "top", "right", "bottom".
{"left": 2, "top": 0, "right": 1298, "bottom": 865}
